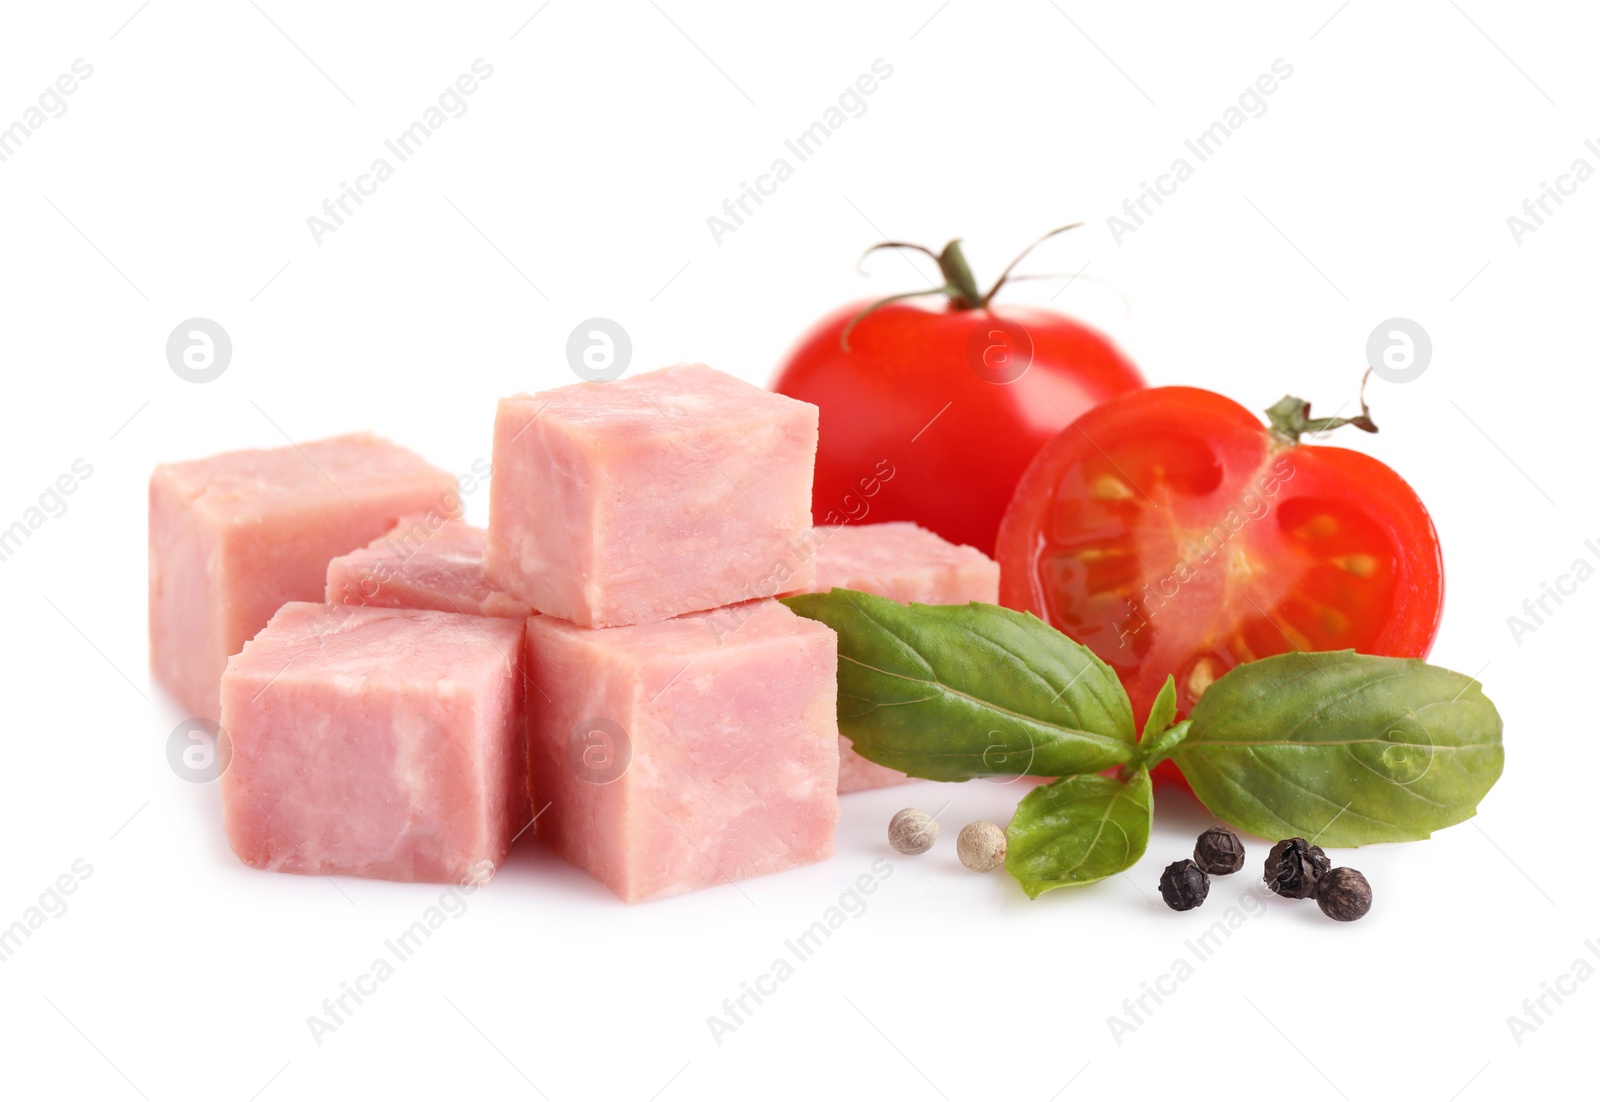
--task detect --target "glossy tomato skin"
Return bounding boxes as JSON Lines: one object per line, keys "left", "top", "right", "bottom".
{"left": 995, "top": 387, "right": 1443, "bottom": 784}
{"left": 773, "top": 300, "right": 1144, "bottom": 555}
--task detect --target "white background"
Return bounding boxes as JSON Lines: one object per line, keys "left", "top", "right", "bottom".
{"left": 0, "top": 2, "right": 1592, "bottom": 1099}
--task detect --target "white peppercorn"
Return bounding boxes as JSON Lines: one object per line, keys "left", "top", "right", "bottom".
{"left": 956, "top": 821, "right": 1007, "bottom": 872}
{"left": 888, "top": 808, "right": 939, "bottom": 855}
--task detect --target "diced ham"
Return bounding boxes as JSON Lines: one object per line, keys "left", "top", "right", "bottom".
{"left": 803, "top": 522, "right": 1000, "bottom": 793}
{"left": 526, "top": 599, "right": 838, "bottom": 903}
{"left": 220, "top": 603, "right": 528, "bottom": 884}
{"left": 326, "top": 514, "right": 534, "bottom": 620}
{"left": 486, "top": 364, "right": 818, "bottom": 627}
{"left": 149, "top": 434, "right": 459, "bottom": 720}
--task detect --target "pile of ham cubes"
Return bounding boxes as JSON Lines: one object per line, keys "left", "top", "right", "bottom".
{"left": 148, "top": 364, "right": 997, "bottom": 902}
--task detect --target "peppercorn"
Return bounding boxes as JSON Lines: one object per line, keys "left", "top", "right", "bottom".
{"left": 1158, "top": 859, "right": 1210, "bottom": 910}
{"left": 1194, "top": 826, "right": 1245, "bottom": 875}
{"left": 887, "top": 808, "right": 939, "bottom": 855}
{"left": 1263, "top": 837, "right": 1331, "bottom": 899}
{"left": 1316, "top": 867, "right": 1372, "bottom": 921}
{"left": 956, "top": 821, "right": 1007, "bottom": 872}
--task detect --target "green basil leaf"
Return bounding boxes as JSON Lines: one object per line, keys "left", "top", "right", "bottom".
{"left": 1131, "top": 674, "right": 1188, "bottom": 768}
{"left": 1005, "top": 769, "right": 1154, "bottom": 898}
{"left": 1136, "top": 719, "right": 1191, "bottom": 771}
{"left": 781, "top": 590, "right": 1135, "bottom": 781}
{"left": 1172, "top": 650, "right": 1504, "bottom": 846}
{"left": 1142, "top": 674, "right": 1178, "bottom": 744}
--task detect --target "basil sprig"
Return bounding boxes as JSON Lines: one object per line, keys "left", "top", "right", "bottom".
{"left": 782, "top": 590, "right": 1505, "bottom": 897}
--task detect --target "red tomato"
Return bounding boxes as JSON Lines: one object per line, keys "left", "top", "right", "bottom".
{"left": 774, "top": 299, "right": 1143, "bottom": 555}
{"left": 995, "top": 386, "right": 1443, "bottom": 777}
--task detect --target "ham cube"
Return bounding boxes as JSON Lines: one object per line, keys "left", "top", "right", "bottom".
{"left": 807, "top": 522, "right": 1000, "bottom": 793}
{"left": 149, "top": 434, "right": 459, "bottom": 720}
{"left": 326, "top": 514, "right": 534, "bottom": 620}
{"left": 221, "top": 603, "right": 528, "bottom": 884}
{"left": 526, "top": 599, "right": 838, "bottom": 903}
{"left": 487, "top": 364, "right": 819, "bottom": 627}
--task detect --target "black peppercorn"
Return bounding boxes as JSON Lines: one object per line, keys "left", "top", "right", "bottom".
{"left": 1159, "top": 859, "right": 1210, "bottom": 911}
{"left": 1194, "top": 826, "right": 1245, "bottom": 875}
{"left": 1263, "top": 837, "right": 1330, "bottom": 899}
{"left": 1316, "top": 867, "right": 1372, "bottom": 921}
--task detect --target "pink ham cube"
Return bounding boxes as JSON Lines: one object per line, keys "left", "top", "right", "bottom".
{"left": 807, "top": 522, "right": 1000, "bottom": 793}
{"left": 326, "top": 514, "right": 534, "bottom": 620}
{"left": 221, "top": 602, "right": 528, "bottom": 884}
{"left": 150, "top": 434, "right": 459, "bottom": 720}
{"left": 526, "top": 599, "right": 838, "bottom": 903}
{"left": 487, "top": 364, "right": 819, "bottom": 627}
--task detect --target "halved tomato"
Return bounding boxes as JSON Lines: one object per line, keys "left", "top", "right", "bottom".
{"left": 995, "top": 386, "right": 1443, "bottom": 778}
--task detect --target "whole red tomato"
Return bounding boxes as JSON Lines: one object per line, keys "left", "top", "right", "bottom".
{"left": 995, "top": 383, "right": 1444, "bottom": 781}
{"left": 773, "top": 231, "right": 1144, "bottom": 555}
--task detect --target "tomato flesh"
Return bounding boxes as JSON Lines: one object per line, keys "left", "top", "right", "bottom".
{"left": 997, "top": 387, "right": 1444, "bottom": 775}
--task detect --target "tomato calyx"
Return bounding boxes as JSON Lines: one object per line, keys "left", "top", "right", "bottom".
{"left": 840, "top": 223, "right": 1086, "bottom": 350}
{"left": 1263, "top": 368, "right": 1380, "bottom": 446}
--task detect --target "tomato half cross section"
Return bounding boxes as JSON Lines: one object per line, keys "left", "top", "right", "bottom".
{"left": 995, "top": 386, "right": 1444, "bottom": 777}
